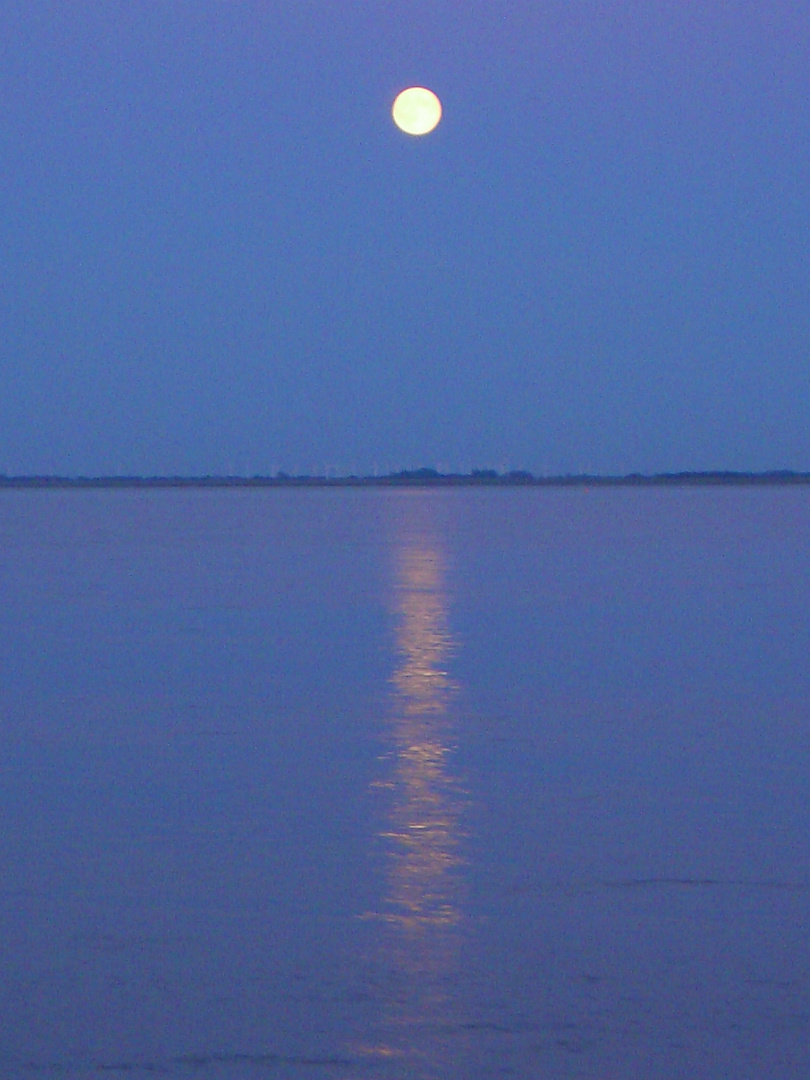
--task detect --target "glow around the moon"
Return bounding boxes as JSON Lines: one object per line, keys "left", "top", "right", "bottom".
{"left": 392, "top": 87, "right": 442, "bottom": 136}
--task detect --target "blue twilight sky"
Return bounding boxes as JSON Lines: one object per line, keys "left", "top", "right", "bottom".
{"left": 1, "top": 1, "right": 808, "bottom": 475}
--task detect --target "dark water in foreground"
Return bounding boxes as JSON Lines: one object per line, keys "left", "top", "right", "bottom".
{"left": 1, "top": 488, "right": 808, "bottom": 1079}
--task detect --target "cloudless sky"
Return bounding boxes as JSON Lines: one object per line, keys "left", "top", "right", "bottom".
{"left": 2, "top": 1, "right": 808, "bottom": 475}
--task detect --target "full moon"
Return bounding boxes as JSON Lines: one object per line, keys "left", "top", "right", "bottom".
{"left": 392, "top": 87, "right": 442, "bottom": 136}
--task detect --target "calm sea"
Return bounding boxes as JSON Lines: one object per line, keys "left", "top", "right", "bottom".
{"left": 1, "top": 488, "right": 808, "bottom": 1079}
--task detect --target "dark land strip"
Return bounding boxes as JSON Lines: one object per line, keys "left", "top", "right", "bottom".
{"left": 2, "top": 469, "right": 810, "bottom": 489}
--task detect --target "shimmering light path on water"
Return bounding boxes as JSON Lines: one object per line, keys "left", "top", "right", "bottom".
{"left": 0, "top": 489, "right": 808, "bottom": 1078}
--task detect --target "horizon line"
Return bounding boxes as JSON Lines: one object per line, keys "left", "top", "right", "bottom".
{"left": 2, "top": 469, "right": 810, "bottom": 489}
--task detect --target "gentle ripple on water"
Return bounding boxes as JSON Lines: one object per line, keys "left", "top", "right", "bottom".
{"left": 0, "top": 487, "right": 808, "bottom": 1078}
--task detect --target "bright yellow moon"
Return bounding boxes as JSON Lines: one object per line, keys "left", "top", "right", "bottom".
{"left": 392, "top": 87, "right": 442, "bottom": 136}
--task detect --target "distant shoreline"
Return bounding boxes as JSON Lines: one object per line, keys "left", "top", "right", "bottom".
{"left": 2, "top": 470, "right": 809, "bottom": 489}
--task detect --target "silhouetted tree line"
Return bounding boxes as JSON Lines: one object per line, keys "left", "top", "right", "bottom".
{"left": 1, "top": 470, "right": 809, "bottom": 488}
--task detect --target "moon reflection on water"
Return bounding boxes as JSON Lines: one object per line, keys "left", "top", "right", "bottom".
{"left": 361, "top": 507, "right": 469, "bottom": 1077}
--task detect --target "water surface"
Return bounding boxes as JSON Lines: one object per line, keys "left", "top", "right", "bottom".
{"left": 1, "top": 488, "right": 808, "bottom": 1078}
